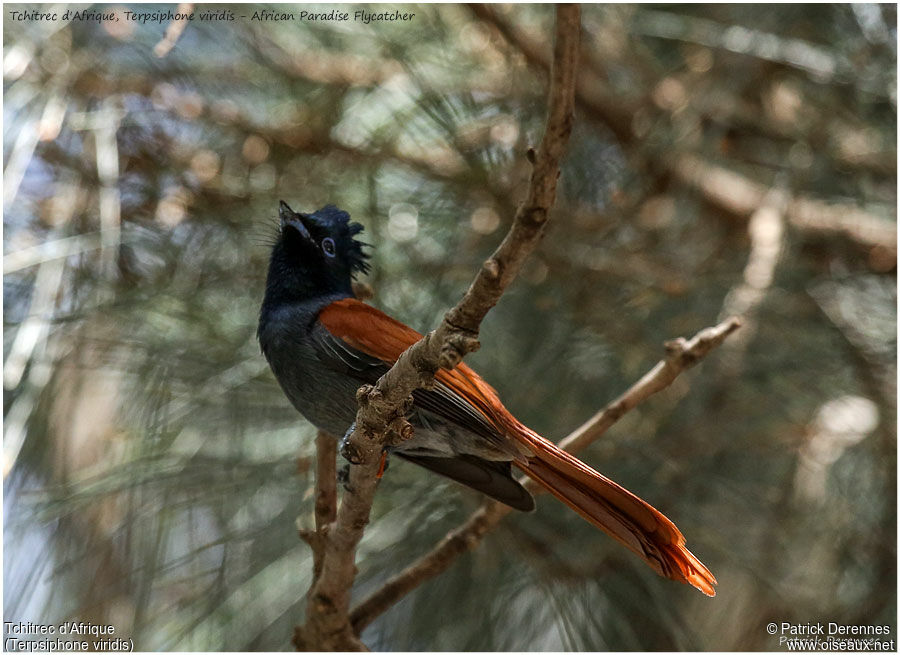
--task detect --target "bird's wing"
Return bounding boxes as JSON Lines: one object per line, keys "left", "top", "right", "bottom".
{"left": 318, "top": 297, "right": 527, "bottom": 443}
{"left": 315, "top": 298, "right": 531, "bottom": 509}
{"left": 314, "top": 298, "right": 510, "bottom": 447}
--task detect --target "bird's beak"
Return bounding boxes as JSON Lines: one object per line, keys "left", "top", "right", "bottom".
{"left": 279, "top": 200, "right": 313, "bottom": 242}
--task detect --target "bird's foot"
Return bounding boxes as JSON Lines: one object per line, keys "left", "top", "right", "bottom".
{"left": 340, "top": 422, "right": 390, "bottom": 483}
{"left": 339, "top": 422, "right": 364, "bottom": 465}
{"left": 337, "top": 451, "right": 389, "bottom": 489}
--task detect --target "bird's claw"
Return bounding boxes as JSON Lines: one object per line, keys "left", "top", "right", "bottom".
{"left": 339, "top": 423, "right": 390, "bottom": 480}
{"left": 340, "top": 439, "right": 365, "bottom": 465}
{"left": 339, "top": 423, "right": 364, "bottom": 465}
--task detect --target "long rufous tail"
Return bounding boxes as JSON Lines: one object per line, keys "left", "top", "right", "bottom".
{"left": 440, "top": 357, "right": 716, "bottom": 595}
{"left": 514, "top": 438, "right": 717, "bottom": 597}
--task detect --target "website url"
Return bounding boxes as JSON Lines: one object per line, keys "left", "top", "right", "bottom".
{"left": 781, "top": 636, "right": 896, "bottom": 651}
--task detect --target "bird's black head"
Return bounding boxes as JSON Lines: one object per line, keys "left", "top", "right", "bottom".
{"left": 263, "top": 201, "right": 370, "bottom": 306}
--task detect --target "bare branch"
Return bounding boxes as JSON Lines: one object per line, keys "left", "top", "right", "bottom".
{"left": 294, "top": 6, "right": 581, "bottom": 649}
{"left": 672, "top": 153, "right": 897, "bottom": 257}
{"left": 295, "top": 459, "right": 376, "bottom": 650}
{"left": 313, "top": 432, "right": 338, "bottom": 531}
{"left": 350, "top": 502, "right": 508, "bottom": 635}
{"left": 349, "top": 316, "right": 742, "bottom": 633}
{"left": 468, "top": 3, "right": 636, "bottom": 146}
{"left": 447, "top": 7, "right": 579, "bottom": 332}
{"left": 716, "top": 187, "right": 788, "bottom": 375}
{"left": 296, "top": 431, "right": 339, "bottom": 594}
{"left": 553, "top": 316, "right": 742, "bottom": 458}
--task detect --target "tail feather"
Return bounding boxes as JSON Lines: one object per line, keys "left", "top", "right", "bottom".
{"left": 440, "top": 361, "right": 716, "bottom": 595}
{"left": 515, "top": 438, "right": 717, "bottom": 597}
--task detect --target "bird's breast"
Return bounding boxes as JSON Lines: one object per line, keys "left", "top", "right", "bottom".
{"left": 259, "top": 311, "right": 361, "bottom": 437}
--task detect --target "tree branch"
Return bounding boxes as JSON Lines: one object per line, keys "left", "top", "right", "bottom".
{"left": 672, "top": 153, "right": 897, "bottom": 256}
{"left": 313, "top": 433, "right": 338, "bottom": 530}
{"left": 349, "top": 315, "right": 742, "bottom": 634}
{"left": 293, "top": 432, "right": 340, "bottom": 649}
{"left": 469, "top": 4, "right": 896, "bottom": 262}
{"left": 552, "top": 316, "right": 742, "bottom": 459}
{"left": 296, "top": 432, "right": 338, "bottom": 583}
{"left": 468, "top": 3, "right": 636, "bottom": 146}
{"left": 293, "top": 5, "right": 581, "bottom": 650}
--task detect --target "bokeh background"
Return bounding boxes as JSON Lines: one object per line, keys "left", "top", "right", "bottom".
{"left": 3, "top": 3, "right": 896, "bottom": 651}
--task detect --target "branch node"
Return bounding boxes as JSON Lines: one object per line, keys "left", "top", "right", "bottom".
{"left": 340, "top": 438, "right": 366, "bottom": 464}
{"left": 388, "top": 415, "right": 415, "bottom": 444}
{"left": 356, "top": 384, "right": 376, "bottom": 406}
{"left": 483, "top": 258, "right": 501, "bottom": 279}
{"left": 410, "top": 332, "right": 442, "bottom": 379}
{"left": 522, "top": 206, "right": 549, "bottom": 226}
{"left": 664, "top": 337, "right": 688, "bottom": 359}
{"left": 439, "top": 333, "right": 481, "bottom": 370}
{"left": 298, "top": 528, "right": 316, "bottom": 547}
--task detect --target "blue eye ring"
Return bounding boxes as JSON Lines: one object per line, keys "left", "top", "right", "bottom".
{"left": 321, "top": 237, "right": 336, "bottom": 257}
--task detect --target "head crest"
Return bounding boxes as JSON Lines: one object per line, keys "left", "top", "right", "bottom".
{"left": 280, "top": 202, "right": 370, "bottom": 275}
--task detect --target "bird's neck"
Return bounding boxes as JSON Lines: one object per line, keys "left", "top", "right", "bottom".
{"left": 261, "top": 282, "right": 351, "bottom": 315}
{"left": 262, "top": 256, "right": 353, "bottom": 305}
{"left": 259, "top": 272, "right": 353, "bottom": 332}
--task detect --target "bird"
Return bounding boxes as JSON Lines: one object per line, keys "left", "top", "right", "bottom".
{"left": 258, "top": 201, "right": 717, "bottom": 596}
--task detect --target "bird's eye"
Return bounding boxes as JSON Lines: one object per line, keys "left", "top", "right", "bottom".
{"left": 321, "top": 237, "right": 336, "bottom": 257}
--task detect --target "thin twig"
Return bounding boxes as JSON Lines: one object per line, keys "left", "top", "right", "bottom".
{"left": 716, "top": 186, "right": 788, "bottom": 375}
{"left": 349, "top": 316, "right": 742, "bottom": 633}
{"left": 296, "top": 432, "right": 338, "bottom": 587}
{"left": 294, "top": 5, "right": 581, "bottom": 650}
{"left": 553, "top": 316, "right": 743, "bottom": 457}
{"left": 468, "top": 3, "right": 635, "bottom": 146}
{"left": 313, "top": 432, "right": 338, "bottom": 531}
{"left": 350, "top": 502, "right": 507, "bottom": 635}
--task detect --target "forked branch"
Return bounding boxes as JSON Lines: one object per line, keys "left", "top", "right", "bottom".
{"left": 293, "top": 5, "right": 581, "bottom": 650}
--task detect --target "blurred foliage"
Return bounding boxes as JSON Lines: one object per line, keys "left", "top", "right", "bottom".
{"left": 3, "top": 3, "right": 897, "bottom": 651}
